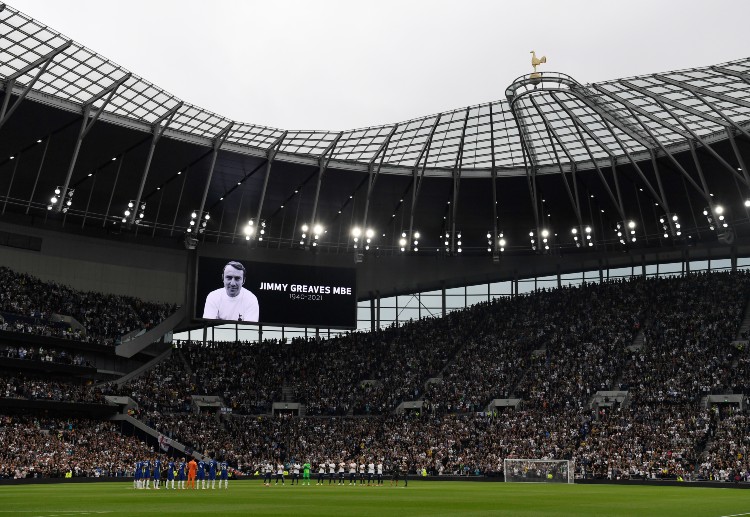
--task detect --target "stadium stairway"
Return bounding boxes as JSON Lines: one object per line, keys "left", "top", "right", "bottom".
{"left": 281, "top": 385, "right": 294, "bottom": 402}
{"left": 107, "top": 347, "right": 173, "bottom": 387}
{"left": 111, "top": 413, "right": 202, "bottom": 460}
{"left": 174, "top": 346, "right": 192, "bottom": 376}
{"left": 116, "top": 306, "right": 186, "bottom": 358}
{"left": 733, "top": 295, "right": 750, "bottom": 342}
{"left": 608, "top": 322, "right": 647, "bottom": 396}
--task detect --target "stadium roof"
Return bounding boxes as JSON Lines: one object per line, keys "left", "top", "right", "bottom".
{"left": 2, "top": 2, "right": 750, "bottom": 256}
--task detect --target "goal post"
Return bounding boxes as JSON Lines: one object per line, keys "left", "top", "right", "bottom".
{"left": 503, "top": 458, "right": 574, "bottom": 484}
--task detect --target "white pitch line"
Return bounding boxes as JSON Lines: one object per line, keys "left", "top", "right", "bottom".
{"left": 718, "top": 513, "right": 750, "bottom": 517}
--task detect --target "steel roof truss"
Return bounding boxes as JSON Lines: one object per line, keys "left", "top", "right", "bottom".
{"left": 591, "top": 84, "right": 691, "bottom": 141}
{"left": 308, "top": 132, "right": 343, "bottom": 246}
{"left": 569, "top": 87, "right": 655, "bottom": 150}
{"left": 253, "top": 131, "right": 287, "bottom": 230}
{"left": 362, "top": 125, "right": 398, "bottom": 232}
{"left": 195, "top": 122, "right": 233, "bottom": 225}
{"left": 618, "top": 102, "right": 710, "bottom": 205}
{"left": 530, "top": 96, "right": 584, "bottom": 230}
{"left": 647, "top": 93, "right": 750, "bottom": 189}
{"left": 449, "top": 109, "right": 470, "bottom": 254}
{"left": 568, "top": 109, "right": 627, "bottom": 222}
{"left": 623, "top": 78, "right": 730, "bottom": 130}
{"left": 0, "top": 40, "right": 72, "bottom": 129}
{"left": 130, "top": 101, "right": 183, "bottom": 224}
{"left": 489, "top": 103, "right": 499, "bottom": 256}
{"left": 56, "top": 73, "right": 131, "bottom": 212}
{"left": 407, "top": 116, "right": 442, "bottom": 246}
{"left": 663, "top": 71, "right": 750, "bottom": 109}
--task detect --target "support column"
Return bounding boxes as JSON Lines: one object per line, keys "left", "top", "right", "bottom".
{"left": 307, "top": 133, "right": 343, "bottom": 247}
{"left": 130, "top": 102, "right": 183, "bottom": 224}
{"left": 254, "top": 132, "right": 287, "bottom": 232}
{"left": 2, "top": 153, "right": 20, "bottom": 214}
{"left": 26, "top": 136, "right": 50, "bottom": 214}
{"left": 0, "top": 41, "right": 72, "bottom": 130}
{"left": 57, "top": 73, "right": 131, "bottom": 212}
{"left": 195, "top": 123, "right": 233, "bottom": 226}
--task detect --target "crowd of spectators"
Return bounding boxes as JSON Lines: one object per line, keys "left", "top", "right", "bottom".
{"left": 697, "top": 406, "right": 750, "bottom": 482}
{"left": 0, "top": 266, "right": 178, "bottom": 345}
{"left": 3, "top": 270, "right": 750, "bottom": 482}
{"left": 0, "top": 415, "right": 165, "bottom": 478}
{"left": 0, "top": 373, "right": 106, "bottom": 403}
{"left": 0, "top": 344, "right": 90, "bottom": 367}
{"left": 575, "top": 404, "right": 711, "bottom": 480}
{"left": 620, "top": 273, "right": 750, "bottom": 404}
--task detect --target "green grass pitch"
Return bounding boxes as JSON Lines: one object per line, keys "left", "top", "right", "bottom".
{"left": 1, "top": 480, "right": 749, "bottom": 517}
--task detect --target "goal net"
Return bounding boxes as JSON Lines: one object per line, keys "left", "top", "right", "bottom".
{"left": 503, "top": 458, "right": 574, "bottom": 484}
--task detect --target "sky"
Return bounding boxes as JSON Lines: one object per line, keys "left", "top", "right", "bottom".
{"left": 8, "top": 0, "right": 750, "bottom": 131}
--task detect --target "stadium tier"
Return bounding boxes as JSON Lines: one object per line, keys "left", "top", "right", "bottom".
{"left": 0, "top": 269, "right": 749, "bottom": 483}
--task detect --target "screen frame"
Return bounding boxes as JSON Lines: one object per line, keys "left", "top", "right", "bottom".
{"left": 193, "top": 256, "right": 357, "bottom": 330}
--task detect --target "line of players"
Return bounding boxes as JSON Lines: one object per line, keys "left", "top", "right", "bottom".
{"left": 133, "top": 457, "right": 229, "bottom": 489}
{"left": 262, "top": 459, "right": 407, "bottom": 487}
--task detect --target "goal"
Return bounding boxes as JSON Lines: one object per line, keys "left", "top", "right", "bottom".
{"left": 503, "top": 458, "right": 574, "bottom": 484}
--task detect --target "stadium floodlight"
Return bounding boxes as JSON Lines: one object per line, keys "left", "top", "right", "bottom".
{"left": 745, "top": 199, "right": 750, "bottom": 208}
{"left": 703, "top": 206, "right": 728, "bottom": 231}
{"left": 530, "top": 229, "right": 550, "bottom": 251}
{"left": 313, "top": 224, "right": 323, "bottom": 236}
{"left": 48, "top": 186, "right": 75, "bottom": 212}
{"left": 616, "top": 220, "right": 637, "bottom": 245}
{"left": 659, "top": 213, "right": 681, "bottom": 238}
{"left": 123, "top": 199, "right": 139, "bottom": 223}
{"left": 571, "top": 225, "right": 593, "bottom": 248}
{"left": 487, "top": 231, "right": 504, "bottom": 253}
{"left": 187, "top": 209, "right": 207, "bottom": 234}
{"left": 259, "top": 221, "right": 266, "bottom": 241}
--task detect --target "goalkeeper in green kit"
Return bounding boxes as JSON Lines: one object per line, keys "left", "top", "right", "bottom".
{"left": 302, "top": 461, "right": 312, "bottom": 486}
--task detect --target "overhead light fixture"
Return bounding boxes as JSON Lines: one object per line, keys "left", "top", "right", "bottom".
{"left": 48, "top": 186, "right": 74, "bottom": 212}
{"left": 659, "top": 213, "right": 681, "bottom": 238}
{"left": 616, "top": 220, "right": 637, "bottom": 245}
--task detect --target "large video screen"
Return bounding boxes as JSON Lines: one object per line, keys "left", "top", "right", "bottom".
{"left": 196, "top": 257, "right": 356, "bottom": 328}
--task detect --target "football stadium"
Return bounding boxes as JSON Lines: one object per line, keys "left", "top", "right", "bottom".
{"left": 2, "top": 1, "right": 750, "bottom": 515}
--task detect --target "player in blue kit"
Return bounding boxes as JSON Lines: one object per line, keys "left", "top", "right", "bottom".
{"left": 178, "top": 459, "right": 186, "bottom": 489}
{"left": 209, "top": 458, "right": 217, "bottom": 489}
{"left": 197, "top": 459, "right": 206, "bottom": 489}
{"left": 134, "top": 460, "right": 141, "bottom": 489}
{"left": 143, "top": 459, "right": 151, "bottom": 489}
{"left": 220, "top": 460, "right": 228, "bottom": 489}
{"left": 166, "top": 459, "right": 175, "bottom": 489}
{"left": 153, "top": 458, "right": 162, "bottom": 489}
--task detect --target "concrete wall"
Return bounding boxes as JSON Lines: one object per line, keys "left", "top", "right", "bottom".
{"left": 0, "top": 221, "right": 187, "bottom": 305}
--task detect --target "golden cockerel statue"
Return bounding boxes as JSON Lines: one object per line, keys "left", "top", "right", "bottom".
{"left": 530, "top": 50, "right": 547, "bottom": 73}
